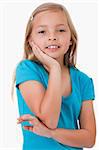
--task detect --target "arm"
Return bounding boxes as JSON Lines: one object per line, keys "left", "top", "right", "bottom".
{"left": 18, "top": 100, "right": 96, "bottom": 148}
{"left": 50, "top": 100, "right": 96, "bottom": 148}
{"left": 19, "top": 42, "right": 62, "bottom": 129}
{"left": 40, "top": 65, "right": 62, "bottom": 129}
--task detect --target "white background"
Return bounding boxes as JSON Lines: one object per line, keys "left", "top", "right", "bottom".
{"left": 0, "top": 0, "right": 98, "bottom": 149}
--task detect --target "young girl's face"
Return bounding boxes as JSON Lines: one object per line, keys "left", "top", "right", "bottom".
{"left": 30, "top": 10, "right": 71, "bottom": 60}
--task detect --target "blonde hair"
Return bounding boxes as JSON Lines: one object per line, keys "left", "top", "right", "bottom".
{"left": 12, "top": 2, "right": 78, "bottom": 99}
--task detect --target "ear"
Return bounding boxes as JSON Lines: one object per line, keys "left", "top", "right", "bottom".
{"left": 28, "top": 33, "right": 34, "bottom": 45}
{"left": 28, "top": 38, "right": 34, "bottom": 48}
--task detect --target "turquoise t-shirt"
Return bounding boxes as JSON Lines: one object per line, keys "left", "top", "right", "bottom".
{"left": 16, "top": 59, "right": 95, "bottom": 150}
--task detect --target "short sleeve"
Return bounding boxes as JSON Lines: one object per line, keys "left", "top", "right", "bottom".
{"left": 79, "top": 71, "right": 95, "bottom": 101}
{"left": 16, "top": 59, "right": 43, "bottom": 88}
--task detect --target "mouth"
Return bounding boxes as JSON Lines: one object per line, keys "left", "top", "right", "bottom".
{"left": 45, "top": 45, "right": 60, "bottom": 52}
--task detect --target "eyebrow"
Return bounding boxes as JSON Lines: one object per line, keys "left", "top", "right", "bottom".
{"left": 37, "top": 24, "right": 66, "bottom": 28}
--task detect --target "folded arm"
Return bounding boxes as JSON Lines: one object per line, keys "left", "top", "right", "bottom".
{"left": 18, "top": 100, "right": 96, "bottom": 148}
{"left": 50, "top": 100, "right": 96, "bottom": 148}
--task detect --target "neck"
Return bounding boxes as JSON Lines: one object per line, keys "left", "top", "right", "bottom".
{"left": 55, "top": 56, "right": 68, "bottom": 72}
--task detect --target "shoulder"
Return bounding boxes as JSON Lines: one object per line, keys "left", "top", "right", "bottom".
{"left": 71, "top": 66, "right": 92, "bottom": 82}
{"left": 15, "top": 59, "right": 43, "bottom": 79}
{"left": 71, "top": 66, "right": 95, "bottom": 100}
{"left": 16, "top": 59, "right": 42, "bottom": 71}
{"left": 15, "top": 59, "right": 44, "bottom": 86}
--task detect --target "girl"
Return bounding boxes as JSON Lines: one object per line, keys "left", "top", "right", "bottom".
{"left": 15, "top": 2, "right": 96, "bottom": 150}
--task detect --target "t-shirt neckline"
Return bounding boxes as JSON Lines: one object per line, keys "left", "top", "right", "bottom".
{"left": 41, "top": 63, "right": 74, "bottom": 100}
{"left": 62, "top": 66, "right": 73, "bottom": 100}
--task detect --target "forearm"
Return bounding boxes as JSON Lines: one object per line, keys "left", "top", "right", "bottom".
{"left": 50, "top": 128, "right": 95, "bottom": 148}
{"left": 40, "top": 65, "right": 62, "bottom": 129}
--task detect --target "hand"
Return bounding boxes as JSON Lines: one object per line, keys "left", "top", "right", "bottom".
{"left": 30, "top": 41, "right": 61, "bottom": 72}
{"left": 17, "top": 114, "right": 52, "bottom": 138}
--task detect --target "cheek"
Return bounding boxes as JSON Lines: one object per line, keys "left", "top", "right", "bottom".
{"left": 32, "top": 35, "right": 46, "bottom": 50}
{"left": 62, "top": 40, "right": 70, "bottom": 48}
{"left": 31, "top": 33, "right": 42, "bottom": 44}
{"left": 33, "top": 37, "right": 44, "bottom": 47}
{"left": 62, "top": 38, "right": 71, "bottom": 54}
{"left": 62, "top": 34, "right": 71, "bottom": 46}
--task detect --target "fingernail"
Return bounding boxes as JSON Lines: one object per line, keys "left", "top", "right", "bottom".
{"left": 29, "top": 121, "right": 34, "bottom": 125}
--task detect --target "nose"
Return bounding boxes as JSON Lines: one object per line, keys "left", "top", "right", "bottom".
{"left": 49, "top": 38, "right": 56, "bottom": 41}
{"left": 48, "top": 33, "right": 57, "bottom": 41}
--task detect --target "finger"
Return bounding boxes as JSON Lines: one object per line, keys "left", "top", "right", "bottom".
{"left": 17, "top": 114, "right": 36, "bottom": 124}
{"left": 23, "top": 126, "right": 33, "bottom": 132}
{"left": 32, "top": 47, "right": 45, "bottom": 63}
{"left": 29, "top": 117, "right": 40, "bottom": 126}
{"left": 30, "top": 41, "right": 35, "bottom": 48}
{"left": 31, "top": 41, "right": 39, "bottom": 48}
{"left": 31, "top": 41, "right": 40, "bottom": 52}
{"left": 30, "top": 42, "right": 39, "bottom": 55}
{"left": 31, "top": 42, "right": 44, "bottom": 54}
{"left": 31, "top": 41, "right": 48, "bottom": 59}
{"left": 31, "top": 41, "right": 50, "bottom": 58}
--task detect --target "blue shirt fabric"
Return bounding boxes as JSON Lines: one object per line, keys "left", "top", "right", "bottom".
{"left": 16, "top": 59, "right": 95, "bottom": 150}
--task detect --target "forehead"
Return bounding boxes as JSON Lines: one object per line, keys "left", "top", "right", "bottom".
{"left": 33, "top": 10, "right": 68, "bottom": 27}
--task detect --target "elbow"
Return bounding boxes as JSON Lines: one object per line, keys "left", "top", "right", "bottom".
{"left": 86, "top": 142, "right": 95, "bottom": 148}
{"left": 42, "top": 118, "right": 58, "bottom": 129}
{"left": 37, "top": 113, "right": 58, "bottom": 129}
{"left": 86, "top": 139, "right": 96, "bottom": 148}
{"left": 85, "top": 133, "right": 96, "bottom": 148}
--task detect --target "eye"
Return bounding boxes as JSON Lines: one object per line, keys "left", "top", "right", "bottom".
{"left": 58, "top": 29, "right": 66, "bottom": 32}
{"left": 38, "top": 30, "right": 45, "bottom": 34}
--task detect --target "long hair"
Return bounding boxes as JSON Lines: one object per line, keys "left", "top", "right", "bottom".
{"left": 12, "top": 2, "right": 78, "bottom": 99}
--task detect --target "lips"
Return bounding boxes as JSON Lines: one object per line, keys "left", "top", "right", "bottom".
{"left": 45, "top": 45, "right": 60, "bottom": 49}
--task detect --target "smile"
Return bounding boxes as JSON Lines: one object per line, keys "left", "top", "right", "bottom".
{"left": 45, "top": 45, "right": 60, "bottom": 52}
{"left": 46, "top": 45, "right": 60, "bottom": 49}
{"left": 46, "top": 45, "right": 60, "bottom": 50}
